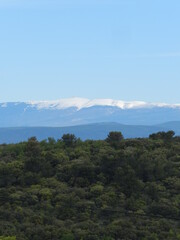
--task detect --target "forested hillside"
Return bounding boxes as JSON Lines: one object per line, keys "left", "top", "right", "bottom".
{"left": 0, "top": 131, "right": 180, "bottom": 240}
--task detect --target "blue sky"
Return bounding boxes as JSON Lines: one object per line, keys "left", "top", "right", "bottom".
{"left": 0, "top": 0, "right": 180, "bottom": 103}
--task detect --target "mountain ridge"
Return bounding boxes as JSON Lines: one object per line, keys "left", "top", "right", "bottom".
{"left": 1, "top": 98, "right": 180, "bottom": 127}
{"left": 1, "top": 97, "right": 180, "bottom": 110}
{"left": 0, "top": 121, "right": 179, "bottom": 144}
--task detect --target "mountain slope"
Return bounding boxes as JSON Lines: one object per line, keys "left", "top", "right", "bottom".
{"left": 0, "top": 122, "right": 179, "bottom": 144}
{"left": 0, "top": 98, "right": 180, "bottom": 127}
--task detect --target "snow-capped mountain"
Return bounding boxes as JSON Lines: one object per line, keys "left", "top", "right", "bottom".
{"left": 27, "top": 98, "right": 180, "bottom": 110}
{"left": 0, "top": 98, "right": 180, "bottom": 127}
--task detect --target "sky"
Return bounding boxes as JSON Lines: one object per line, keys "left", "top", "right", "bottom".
{"left": 0, "top": 0, "right": 180, "bottom": 103}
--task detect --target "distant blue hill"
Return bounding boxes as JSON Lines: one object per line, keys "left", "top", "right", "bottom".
{"left": 0, "top": 122, "right": 179, "bottom": 144}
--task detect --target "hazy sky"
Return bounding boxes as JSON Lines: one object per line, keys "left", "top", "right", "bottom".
{"left": 0, "top": 0, "right": 180, "bottom": 103}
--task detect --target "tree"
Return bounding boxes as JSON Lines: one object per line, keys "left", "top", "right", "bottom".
{"left": 106, "top": 132, "right": 124, "bottom": 147}
{"left": 62, "top": 134, "right": 77, "bottom": 147}
{"left": 149, "top": 131, "right": 175, "bottom": 141}
{"left": 25, "top": 137, "right": 41, "bottom": 158}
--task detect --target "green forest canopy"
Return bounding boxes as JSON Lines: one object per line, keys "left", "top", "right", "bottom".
{"left": 0, "top": 131, "right": 180, "bottom": 240}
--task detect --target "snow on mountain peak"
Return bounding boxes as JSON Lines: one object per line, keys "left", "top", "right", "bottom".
{"left": 26, "top": 98, "right": 180, "bottom": 110}
{"left": 28, "top": 98, "right": 89, "bottom": 110}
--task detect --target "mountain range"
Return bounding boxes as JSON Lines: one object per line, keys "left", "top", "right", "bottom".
{"left": 1, "top": 97, "right": 180, "bottom": 127}
{"left": 0, "top": 98, "right": 180, "bottom": 143}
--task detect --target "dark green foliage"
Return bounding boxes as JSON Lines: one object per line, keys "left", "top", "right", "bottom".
{"left": 0, "top": 237, "right": 16, "bottom": 240}
{"left": 106, "top": 131, "right": 124, "bottom": 148}
{"left": 0, "top": 132, "right": 180, "bottom": 239}
{"left": 62, "top": 134, "right": 77, "bottom": 147}
{"left": 149, "top": 131, "right": 175, "bottom": 141}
